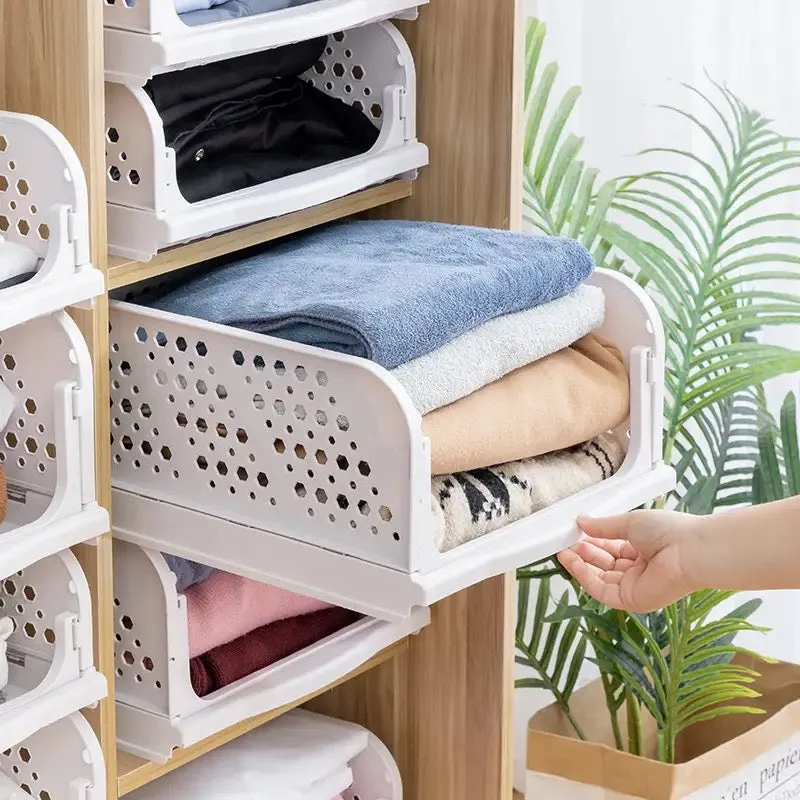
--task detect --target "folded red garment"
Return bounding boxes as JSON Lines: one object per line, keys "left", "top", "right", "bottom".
{"left": 190, "top": 606, "right": 362, "bottom": 697}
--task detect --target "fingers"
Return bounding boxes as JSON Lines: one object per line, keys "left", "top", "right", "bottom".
{"left": 573, "top": 538, "right": 639, "bottom": 565}
{"left": 576, "top": 513, "right": 634, "bottom": 541}
{"left": 557, "top": 549, "right": 625, "bottom": 609}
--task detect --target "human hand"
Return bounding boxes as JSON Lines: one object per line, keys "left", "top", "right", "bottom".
{"left": 557, "top": 510, "right": 702, "bottom": 612}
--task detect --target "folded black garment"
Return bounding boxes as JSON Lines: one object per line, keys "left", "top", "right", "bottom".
{"left": 145, "top": 38, "right": 326, "bottom": 127}
{"left": 170, "top": 77, "right": 380, "bottom": 203}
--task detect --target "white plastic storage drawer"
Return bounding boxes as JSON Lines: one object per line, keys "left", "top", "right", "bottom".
{"left": 0, "top": 713, "right": 105, "bottom": 800}
{"left": 104, "top": 21, "right": 428, "bottom": 260}
{"left": 0, "top": 112, "right": 104, "bottom": 333}
{"left": 103, "top": 0, "right": 427, "bottom": 85}
{"left": 112, "top": 540, "right": 428, "bottom": 762}
{"left": 127, "top": 709, "right": 401, "bottom": 800}
{"left": 108, "top": 268, "right": 675, "bottom": 623}
{"left": 0, "top": 313, "right": 109, "bottom": 578}
{"left": 0, "top": 551, "right": 107, "bottom": 752}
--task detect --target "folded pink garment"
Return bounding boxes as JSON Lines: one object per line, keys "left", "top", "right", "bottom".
{"left": 185, "top": 571, "right": 332, "bottom": 657}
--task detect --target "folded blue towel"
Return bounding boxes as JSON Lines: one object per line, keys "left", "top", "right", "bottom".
{"left": 179, "top": 0, "right": 318, "bottom": 26}
{"left": 163, "top": 554, "right": 216, "bottom": 592}
{"left": 144, "top": 220, "right": 594, "bottom": 370}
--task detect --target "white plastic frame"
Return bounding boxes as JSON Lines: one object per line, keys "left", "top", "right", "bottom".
{"left": 0, "top": 713, "right": 106, "bottom": 800}
{"left": 0, "top": 313, "right": 109, "bottom": 578}
{"left": 0, "top": 112, "right": 104, "bottom": 333}
{"left": 112, "top": 540, "right": 429, "bottom": 762}
{"left": 108, "top": 269, "right": 675, "bottom": 623}
{"left": 103, "top": 0, "right": 426, "bottom": 86}
{"left": 104, "top": 21, "right": 428, "bottom": 260}
{"left": 0, "top": 551, "right": 107, "bottom": 754}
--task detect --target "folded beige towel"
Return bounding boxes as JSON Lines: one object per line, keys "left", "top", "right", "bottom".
{"left": 423, "top": 334, "right": 630, "bottom": 475}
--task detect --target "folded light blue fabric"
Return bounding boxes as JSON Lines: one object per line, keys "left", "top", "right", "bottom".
{"left": 144, "top": 221, "right": 595, "bottom": 370}
{"left": 174, "top": 0, "right": 229, "bottom": 15}
{"left": 163, "top": 554, "right": 216, "bottom": 592}
{"left": 179, "top": 0, "right": 318, "bottom": 26}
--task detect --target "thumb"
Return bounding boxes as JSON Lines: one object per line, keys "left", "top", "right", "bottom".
{"left": 576, "top": 513, "right": 634, "bottom": 541}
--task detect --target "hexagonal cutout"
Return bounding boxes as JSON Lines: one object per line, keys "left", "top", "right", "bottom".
{"left": 315, "top": 488, "right": 328, "bottom": 504}
{"left": 37, "top": 223, "right": 50, "bottom": 240}
{"left": 358, "top": 460, "right": 371, "bottom": 476}
{"left": 358, "top": 500, "right": 371, "bottom": 516}
{"left": 336, "top": 415, "right": 350, "bottom": 432}
{"left": 24, "top": 437, "right": 37, "bottom": 454}
{"left": 16, "top": 219, "right": 30, "bottom": 236}
{"left": 336, "top": 455, "right": 349, "bottom": 471}
{"left": 379, "top": 505, "right": 393, "bottom": 522}
{"left": 294, "top": 444, "right": 307, "bottom": 459}
{"left": 160, "top": 446, "right": 172, "bottom": 461}
{"left": 236, "top": 428, "right": 248, "bottom": 444}
{"left": 24, "top": 398, "right": 36, "bottom": 414}
{"left": 2, "top": 355, "right": 15, "bottom": 371}
{"left": 273, "top": 438, "right": 286, "bottom": 454}
{"left": 15, "top": 179, "right": 28, "bottom": 196}
{"left": 294, "top": 482, "right": 307, "bottom": 498}
{"left": 216, "top": 461, "right": 228, "bottom": 476}
{"left": 253, "top": 355, "right": 266, "bottom": 371}
{"left": 293, "top": 404, "right": 307, "bottom": 420}
{"left": 315, "top": 449, "right": 328, "bottom": 465}
{"left": 257, "top": 472, "right": 269, "bottom": 487}
{"left": 107, "top": 127, "right": 120, "bottom": 143}
{"left": 237, "top": 466, "right": 248, "bottom": 481}
{"left": 0, "top": 176, "right": 8, "bottom": 192}
{"left": 197, "top": 455, "right": 208, "bottom": 470}
{"left": 336, "top": 494, "right": 349, "bottom": 510}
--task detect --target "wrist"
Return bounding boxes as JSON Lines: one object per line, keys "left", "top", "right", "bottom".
{"left": 677, "top": 513, "right": 720, "bottom": 594}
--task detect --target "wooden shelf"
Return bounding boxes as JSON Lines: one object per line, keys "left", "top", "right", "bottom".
{"left": 115, "top": 638, "right": 409, "bottom": 796}
{"left": 107, "top": 180, "right": 413, "bottom": 290}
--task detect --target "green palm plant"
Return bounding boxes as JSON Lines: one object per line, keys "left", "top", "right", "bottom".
{"left": 515, "top": 16, "right": 800, "bottom": 763}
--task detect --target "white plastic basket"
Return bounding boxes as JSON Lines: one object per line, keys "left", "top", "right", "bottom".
{"left": 103, "top": 0, "right": 426, "bottom": 86}
{"left": 125, "top": 708, "right": 401, "bottom": 800}
{"left": 0, "top": 713, "right": 105, "bottom": 800}
{"left": 104, "top": 21, "right": 428, "bottom": 260}
{"left": 108, "top": 269, "right": 675, "bottom": 623}
{"left": 112, "top": 540, "right": 428, "bottom": 762}
{"left": 0, "top": 551, "right": 107, "bottom": 753}
{"left": 0, "top": 112, "right": 104, "bottom": 333}
{"left": 0, "top": 313, "right": 109, "bottom": 579}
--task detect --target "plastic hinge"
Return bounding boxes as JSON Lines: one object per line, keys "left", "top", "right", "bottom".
{"left": 399, "top": 89, "right": 412, "bottom": 141}
{"left": 78, "top": 781, "right": 102, "bottom": 800}
{"left": 67, "top": 209, "right": 90, "bottom": 268}
{"left": 646, "top": 350, "right": 664, "bottom": 466}
{"left": 72, "top": 616, "right": 92, "bottom": 673}
{"left": 71, "top": 387, "right": 83, "bottom": 420}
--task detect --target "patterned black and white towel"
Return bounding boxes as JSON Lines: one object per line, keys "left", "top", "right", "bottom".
{"left": 430, "top": 433, "right": 627, "bottom": 552}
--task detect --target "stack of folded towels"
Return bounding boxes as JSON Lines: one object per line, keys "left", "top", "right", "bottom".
{"left": 165, "top": 561, "right": 360, "bottom": 697}
{"left": 145, "top": 219, "right": 631, "bottom": 553}
{"left": 129, "top": 708, "right": 372, "bottom": 800}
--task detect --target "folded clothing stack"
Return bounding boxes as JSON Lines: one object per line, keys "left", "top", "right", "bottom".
{"left": 0, "top": 238, "right": 39, "bottom": 291}
{"left": 160, "top": 565, "right": 360, "bottom": 697}
{"left": 144, "top": 39, "right": 379, "bottom": 203}
{"left": 174, "top": 0, "right": 319, "bottom": 27}
{"left": 128, "top": 708, "right": 370, "bottom": 800}
{"left": 145, "top": 219, "right": 631, "bottom": 552}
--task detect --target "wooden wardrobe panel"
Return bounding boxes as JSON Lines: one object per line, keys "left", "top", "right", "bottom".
{"left": 0, "top": 1, "right": 117, "bottom": 795}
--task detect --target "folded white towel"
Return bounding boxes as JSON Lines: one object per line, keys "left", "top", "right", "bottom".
{"left": 0, "top": 240, "right": 38, "bottom": 289}
{"left": 391, "top": 284, "right": 605, "bottom": 414}
{"left": 301, "top": 765, "right": 353, "bottom": 800}
{"left": 128, "top": 710, "right": 368, "bottom": 800}
{"left": 0, "top": 381, "right": 14, "bottom": 434}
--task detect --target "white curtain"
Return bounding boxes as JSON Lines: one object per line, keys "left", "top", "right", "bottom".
{"left": 515, "top": 0, "right": 800, "bottom": 789}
